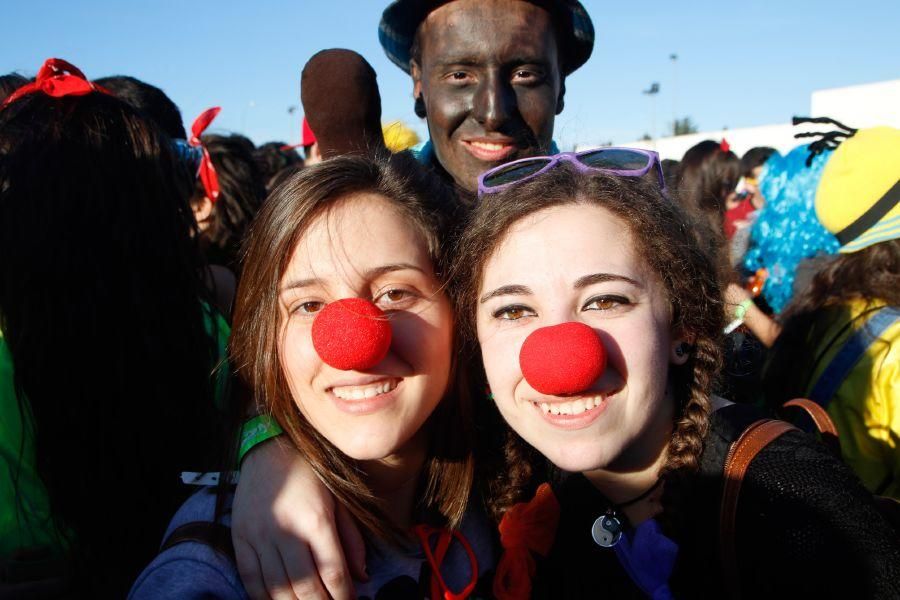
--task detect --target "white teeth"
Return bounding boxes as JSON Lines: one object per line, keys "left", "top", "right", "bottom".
{"left": 332, "top": 380, "right": 397, "bottom": 400}
{"left": 537, "top": 395, "right": 604, "bottom": 415}
{"left": 471, "top": 141, "right": 507, "bottom": 151}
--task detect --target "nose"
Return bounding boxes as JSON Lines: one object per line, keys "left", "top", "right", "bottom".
{"left": 311, "top": 298, "right": 392, "bottom": 371}
{"left": 473, "top": 72, "right": 514, "bottom": 131}
{"left": 519, "top": 322, "right": 607, "bottom": 395}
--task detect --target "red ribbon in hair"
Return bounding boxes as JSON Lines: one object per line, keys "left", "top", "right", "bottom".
{"left": 493, "top": 483, "right": 561, "bottom": 600}
{"left": 189, "top": 106, "right": 222, "bottom": 203}
{"left": 1, "top": 58, "right": 108, "bottom": 108}
{"left": 412, "top": 524, "right": 479, "bottom": 600}
{"left": 720, "top": 138, "right": 731, "bottom": 153}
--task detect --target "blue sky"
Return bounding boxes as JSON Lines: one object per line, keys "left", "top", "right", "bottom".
{"left": 3, "top": 0, "right": 898, "bottom": 150}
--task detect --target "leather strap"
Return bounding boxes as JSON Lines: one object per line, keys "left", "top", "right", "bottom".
{"left": 781, "top": 398, "right": 841, "bottom": 455}
{"left": 720, "top": 419, "right": 796, "bottom": 599}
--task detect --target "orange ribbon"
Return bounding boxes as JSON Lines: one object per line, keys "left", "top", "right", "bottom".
{"left": 493, "top": 483, "right": 561, "bottom": 600}
{"left": 2, "top": 58, "right": 109, "bottom": 109}
{"left": 412, "top": 524, "right": 479, "bottom": 600}
{"left": 189, "top": 106, "right": 222, "bottom": 203}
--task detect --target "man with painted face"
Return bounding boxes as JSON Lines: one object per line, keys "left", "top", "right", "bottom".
{"left": 379, "top": 0, "right": 594, "bottom": 194}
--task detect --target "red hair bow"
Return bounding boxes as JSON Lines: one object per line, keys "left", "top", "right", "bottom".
{"left": 189, "top": 107, "right": 222, "bottom": 203}
{"left": 493, "top": 483, "right": 561, "bottom": 600}
{"left": 2, "top": 58, "right": 108, "bottom": 109}
{"left": 720, "top": 138, "right": 731, "bottom": 153}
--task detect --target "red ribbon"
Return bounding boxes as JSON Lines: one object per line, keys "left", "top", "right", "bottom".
{"left": 493, "top": 483, "right": 561, "bottom": 600}
{"left": 412, "top": 524, "right": 479, "bottom": 600}
{"left": 720, "top": 138, "right": 731, "bottom": 153}
{"left": 1, "top": 58, "right": 108, "bottom": 109}
{"left": 189, "top": 107, "right": 222, "bottom": 203}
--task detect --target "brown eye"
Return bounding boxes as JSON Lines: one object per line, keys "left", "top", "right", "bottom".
{"left": 583, "top": 296, "right": 628, "bottom": 312}
{"left": 296, "top": 301, "right": 324, "bottom": 315}
{"left": 493, "top": 305, "right": 535, "bottom": 321}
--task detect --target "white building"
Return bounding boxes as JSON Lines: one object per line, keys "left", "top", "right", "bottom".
{"left": 585, "top": 79, "right": 900, "bottom": 160}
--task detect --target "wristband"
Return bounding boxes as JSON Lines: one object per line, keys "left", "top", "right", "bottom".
{"left": 733, "top": 299, "right": 753, "bottom": 321}
{"left": 238, "top": 414, "right": 283, "bottom": 464}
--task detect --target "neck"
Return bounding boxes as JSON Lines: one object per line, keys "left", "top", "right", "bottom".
{"left": 360, "top": 428, "right": 429, "bottom": 530}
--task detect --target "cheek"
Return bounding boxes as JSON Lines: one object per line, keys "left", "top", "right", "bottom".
{"left": 423, "top": 84, "right": 469, "bottom": 138}
{"left": 518, "top": 89, "right": 558, "bottom": 140}
{"left": 279, "top": 323, "right": 319, "bottom": 396}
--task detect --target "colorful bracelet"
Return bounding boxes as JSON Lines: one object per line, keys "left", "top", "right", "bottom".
{"left": 238, "top": 414, "right": 284, "bottom": 465}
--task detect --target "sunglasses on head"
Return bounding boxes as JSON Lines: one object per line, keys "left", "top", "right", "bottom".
{"left": 477, "top": 148, "right": 666, "bottom": 198}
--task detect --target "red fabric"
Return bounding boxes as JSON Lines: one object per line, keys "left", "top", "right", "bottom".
{"left": 311, "top": 298, "right": 392, "bottom": 371}
{"left": 720, "top": 138, "right": 731, "bottom": 153}
{"left": 189, "top": 107, "right": 222, "bottom": 203}
{"left": 301, "top": 116, "right": 317, "bottom": 146}
{"left": 519, "top": 322, "right": 606, "bottom": 395}
{"left": 723, "top": 195, "right": 755, "bottom": 239}
{"left": 412, "top": 524, "right": 479, "bottom": 600}
{"left": 1, "top": 58, "right": 107, "bottom": 109}
{"left": 493, "top": 483, "right": 561, "bottom": 600}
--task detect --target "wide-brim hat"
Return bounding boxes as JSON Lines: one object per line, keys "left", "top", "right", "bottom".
{"left": 815, "top": 126, "right": 900, "bottom": 253}
{"left": 379, "top": 0, "right": 595, "bottom": 76}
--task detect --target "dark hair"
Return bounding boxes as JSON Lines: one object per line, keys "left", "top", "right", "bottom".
{"left": 0, "top": 93, "right": 223, "bottom": 594}
{"left": 764, "top": 239, "right": 900, "bottom": 402}
{"left": 0, "top": 73, "right": 29, "bottom": 104}
{"left": 740, "top": 146, "right": 777, "bottom": 178}
{"left": 94, "top": 75, "right": 186, "bottom": 140}
{"left": 230, "top": 152, "right": 474, "bottom": 540}
{"left": 253, "top": 141, "right": 305, "bottom": 194}
{"left": 675, "top": 140, "right": 742, "bottom": 284}
{"left": 452, "top": 166, "right": 724, "bottom": 523}
{"left": 193, "top": 133, "right": 267, "bottom": 269}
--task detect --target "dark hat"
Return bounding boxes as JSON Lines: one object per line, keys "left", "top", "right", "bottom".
{"left": 378, "top": 0, "right": 595, "bottom": 76}
{"left": 301, "top": 49, "right": 388, "bottom": 159}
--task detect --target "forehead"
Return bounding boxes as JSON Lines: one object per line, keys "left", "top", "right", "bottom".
{"left": 282, "top": 192, "right": 433, "bottom": 282}
{"left": 419, "top": 0, "right": 558, "bottom": 65}
{"left": 482, "top": 204, "right": 651, "bottom": 288}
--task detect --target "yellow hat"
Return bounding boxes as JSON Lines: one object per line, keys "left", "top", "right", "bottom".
{"left": 382, "top": 120, "right": 420, "bottom": 153}
{"left": 815, "top": 126, "right": 900, "bottom": 253}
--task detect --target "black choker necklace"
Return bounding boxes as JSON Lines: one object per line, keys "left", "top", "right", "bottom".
{"left": 591, "top": 479, "right": 662, "bottom": 548}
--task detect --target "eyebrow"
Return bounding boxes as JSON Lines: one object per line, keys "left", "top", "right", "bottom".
{"left": 280, "top": 263, "right": 426, "bottom": 293}
{"left": 479, "top": 273, "right": 641, "bottom": 304}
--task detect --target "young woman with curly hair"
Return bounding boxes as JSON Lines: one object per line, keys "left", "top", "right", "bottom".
{"left": 453, "top": 154, "right": 900, "bottom": 598}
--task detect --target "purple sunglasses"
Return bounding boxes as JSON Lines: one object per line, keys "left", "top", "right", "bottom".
{"left": 477, "top": 148, "right": 666, "bottom": 198}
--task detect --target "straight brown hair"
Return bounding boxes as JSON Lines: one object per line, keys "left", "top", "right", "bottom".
{"left": 230, "top": 152, "right": 474, "bottom": 540}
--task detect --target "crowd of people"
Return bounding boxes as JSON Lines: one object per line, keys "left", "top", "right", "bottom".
{"left": 1, "top": 0, "right": 898, "bottom": 598}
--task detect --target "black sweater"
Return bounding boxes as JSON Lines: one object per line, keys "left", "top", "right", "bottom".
{"left": 532, "top": 403, "right": 900, "bottom": 598}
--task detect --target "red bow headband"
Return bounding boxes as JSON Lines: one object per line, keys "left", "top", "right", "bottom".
{"left": 189, "top": 107, "right": 222, "bottom": 203}
{"left": 720, "top": 138, "right": 731, "bottom": 153}
{"left": 1, "top": 58, "right": 109, "bottom": 109}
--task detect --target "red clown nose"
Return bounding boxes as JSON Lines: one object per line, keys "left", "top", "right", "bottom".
{"left": 519, "top": 322, "right": 606, "bottom": 395}
{"left": 311, "top": 298, "right": 392, "bottom": 371}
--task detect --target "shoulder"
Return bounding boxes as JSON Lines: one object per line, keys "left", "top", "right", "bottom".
{"left": 128, "top": 489, "right": 245, "bottom": 600}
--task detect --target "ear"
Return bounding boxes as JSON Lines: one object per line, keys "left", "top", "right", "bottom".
{"left": 411, "top": 61, "right": 427, "bottom": 119}
{"left": 192, "top": 195, "right": 214, "bottom": 232}
{"left": 556, "top": 78, "right": 566, "bottom": 115}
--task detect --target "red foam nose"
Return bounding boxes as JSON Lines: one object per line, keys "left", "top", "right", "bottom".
{"left": 311, "top": 298, "right": 392, "bottom": 371}
{"left": 519, "top": 322, "right": 606, "bottom": 395}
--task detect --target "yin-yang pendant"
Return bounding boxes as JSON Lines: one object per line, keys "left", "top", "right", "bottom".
{"left": 591, "top": 510, "right": 623, "bottom": 548}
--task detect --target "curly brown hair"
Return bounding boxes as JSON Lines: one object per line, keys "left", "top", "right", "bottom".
{"left": 452, "top": 166, "right": 724, "bottom": 523}
{"left": 230, "top": 152, "right": 474, "bottom": 541}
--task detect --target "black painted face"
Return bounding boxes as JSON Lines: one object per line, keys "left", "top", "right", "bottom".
{"left": 412, "top": 0, "right": 563, "bottom": 192}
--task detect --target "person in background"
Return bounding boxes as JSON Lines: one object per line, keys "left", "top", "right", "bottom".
{"left": 764, "top": 126, "right": 900, "bottom": 500}
{"left": 0, "top": 59, "right": 228, "bottom": 597}
{"left": 725, "top": 146, "right": 778, "bottom": 242}
{"left": 0, "top": 73, "right": 29, "bottom": 104}
{"left": 94, "top": 75, "right": 188, "bottom": 141}
{"left": 253, "top": 141, "right": 304, "bottom": 195}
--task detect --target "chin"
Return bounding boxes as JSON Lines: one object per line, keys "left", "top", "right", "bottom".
{"left": 331, "top": 432, "right": 405, "bottom": 462}
{"left": 539, "top": 440, "right": 612, "bottom": 474}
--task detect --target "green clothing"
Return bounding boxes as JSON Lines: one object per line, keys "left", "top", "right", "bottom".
{"left": 0, "top": 308, "right": 230, "bottom": 557}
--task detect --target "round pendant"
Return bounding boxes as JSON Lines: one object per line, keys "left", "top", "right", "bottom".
{"left": 591, "top": 513, "right": 623, "bottom": 548}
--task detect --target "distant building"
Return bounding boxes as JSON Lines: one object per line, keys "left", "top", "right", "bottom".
{"left": 583, "top": 79, "right": 900, "bottom": 160}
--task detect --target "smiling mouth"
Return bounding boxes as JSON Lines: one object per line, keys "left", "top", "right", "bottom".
{"left": 331, "top": 379, "right": 399, "bottom": 400}
{"left": 535, "top": 395, "right": 605, "bottom": 416}
{"left": 462, "top": 140, "right": 517, "bottom": 162}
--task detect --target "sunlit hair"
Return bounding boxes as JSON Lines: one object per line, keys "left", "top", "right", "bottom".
{"left": 230, "top": 152, "right": 474, "bottom": 540}
{"left": 453, "top": 166, "right": 724, "bottom": 523}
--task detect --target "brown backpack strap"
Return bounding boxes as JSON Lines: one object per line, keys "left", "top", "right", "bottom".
{"left": 780, "top": 398, "right": 841, "bottom": 455}
{"left": 720, "top": 418, "right": 796, "bottom": 599}
{"left": 159, "top": 521, "right": 236, "bottom": 563}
